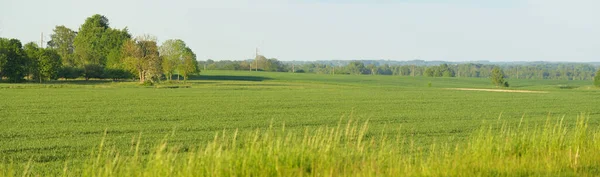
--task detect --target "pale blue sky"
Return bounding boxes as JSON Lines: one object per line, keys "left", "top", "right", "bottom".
{"left": 0, "top": 0, "right": 598, "bottom": 62}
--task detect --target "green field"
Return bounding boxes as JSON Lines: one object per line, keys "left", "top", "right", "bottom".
{"left": 1, "top": 71, "right": 599, "bottom": 175}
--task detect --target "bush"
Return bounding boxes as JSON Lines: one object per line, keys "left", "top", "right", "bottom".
{"left": 83, "top": 64, "right": 105, "bottom": 80}
{"left": 503, "top": 81, "right": 509, "bottom": 87}
{"left": 104, "top": 68, "right": 132, "bottom": 81}
{"left": 58, "top": 66, "right": 84, "bottom": 80}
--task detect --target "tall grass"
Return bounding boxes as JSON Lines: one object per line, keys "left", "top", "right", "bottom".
{"left": 2, "top": 115, "right": 599, "bottom": 176}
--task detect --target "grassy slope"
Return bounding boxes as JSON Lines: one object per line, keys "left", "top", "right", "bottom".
{"left": 0, "top": 71, "right": 599, "bottom": 174}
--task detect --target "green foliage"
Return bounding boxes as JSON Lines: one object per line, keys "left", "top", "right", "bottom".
{"left": 0, "top": 38, "right": 27, "bottom": 82}
{"left": 200, "top": 60, "right": 597, "bottom": 81}
{"left": 103, "top": 68, "right": 132, "bottom": 81}
{"left": 58, "top": 66, "right": 83, "bottom": 79}
{"left": 141, "top": 80, "right": 154, "bottom": 86}
{"left": 122, "top": 36, "right": 162, "bottom": 83}
{"left": 594, "top": 70, "right": 600, "bottom": 87}
{"left": 491, "top": 66, "right": 505, "bottom": 87}
{"left": 48, "top": 25, "right": 77, "bottom": 67}
{"left": 23, "top": 42, "right": 41, "bottom": 80}
{"left": 102, "top": 28, "right": 131, "bottom": 69}
{"left": 425, "top": 64, "right": 455, "bottom": 77}
{"left": 73, "top": 14, "right": 109, "bottom": 66}
{"left": 159, "top": 39, "right": 186, "bottom": 81}
{"left": 73, "top": 14, "right": 130, "bottom": 68}
{"left": 346, "top": 61, "right": 367, "bottom": 75}
{"left": 37, "top": 49, "right": 62, "bottom": 81}
{"left": 83, "top": 64, "right": 105, "bottom": 80}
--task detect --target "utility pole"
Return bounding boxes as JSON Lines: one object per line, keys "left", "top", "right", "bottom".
{"left": 40, "top": 32, "right": 44, "bottom": 48}
{"left": 255, "top": 48, "right": 258, "bottom": 71}
{"left": 516, "top": 66, "right": 519, "bottom": 79}
{"left": 292, "top": 64, "right": 295, "bottom": 73}
{"left": 332, "top": 66, "right": 335, "bottom": 76}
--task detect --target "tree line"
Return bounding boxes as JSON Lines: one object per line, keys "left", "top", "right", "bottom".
{"left": 0, "top": 14, "right": 198, "bottom": 83}
{"left": 200, "top": 60, "right": 599, "bottom": 81}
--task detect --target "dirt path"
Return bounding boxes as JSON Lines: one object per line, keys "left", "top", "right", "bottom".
{"left": 445, "top": 88, "right": 549, "bottom": 93}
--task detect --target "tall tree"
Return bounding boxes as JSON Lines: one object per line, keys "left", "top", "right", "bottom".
{"left": 491, "top": 66, "right": 505, "bottom": 87}
{"left": 251, "top": 55, "right": 267, "bottom": 71}
{"left": 159, "top": 39, "right": 186, "bottom": 81}
{"left": 179, "top": 47, "right": 198, "bottom": 82}
{"left": 103, "top": 28, "right": 131, "bottom": 69}
{"left": 122, "top": 35, "right": 161, "bottom": 83}
{"left": 48, "top": 25, "right": 77, "bottom": 67}
{"left": 23, "top": 43, "right": 63, "bottom": 82}
{"left": 23, "top": 42, "right": 41, "bottom": 81}
{"left": 0, "top": 38, "right": 27, "bottom": 82}
{"left": 73, "top": 14, "right": 109, "bottom": 67}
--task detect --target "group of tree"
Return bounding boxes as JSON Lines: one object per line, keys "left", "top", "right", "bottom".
{"left": 0, "top": 39, "right": 61, "bottom": 82}
{"left": 424, "top": 64, "right": 455, "bottom": 77}
{"left": 199, "top": 57, "right": 287, "bottom": 72}
{"left": 0, "top": 14, "right": 198, "bottom": 83}
{"left": 198, "top": 60, "right": 598, "bottom": 82}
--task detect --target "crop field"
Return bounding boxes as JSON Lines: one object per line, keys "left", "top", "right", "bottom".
{"left": 1, "top": 71, "right": 600, "bottom": 176}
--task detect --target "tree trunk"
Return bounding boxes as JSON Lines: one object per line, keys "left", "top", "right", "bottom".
{"left": 139, "top": 71, "right": 144, "bottom": 83}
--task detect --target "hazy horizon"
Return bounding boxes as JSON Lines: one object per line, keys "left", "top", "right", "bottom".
{"left": 1, "top": 0, "right": 598, "bottom": 62}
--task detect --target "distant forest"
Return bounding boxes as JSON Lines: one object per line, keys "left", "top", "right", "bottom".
{"left": 200, "top": 59, "right": 599, "bottom": 80}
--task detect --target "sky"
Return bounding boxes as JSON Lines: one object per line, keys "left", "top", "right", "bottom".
{"left": 0, "top": 0, "right": 598, "bottom": 62}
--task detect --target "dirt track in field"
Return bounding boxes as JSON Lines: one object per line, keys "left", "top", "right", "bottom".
{"left": 445, "top": 88, "right": 549, "bottom": 93}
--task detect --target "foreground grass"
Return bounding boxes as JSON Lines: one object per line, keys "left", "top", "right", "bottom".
{"left": 3, "top": 115, "right": 599, "bottom": 176}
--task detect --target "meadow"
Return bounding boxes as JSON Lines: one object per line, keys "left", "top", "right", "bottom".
{"left": 1, "top": 71, "right": 599, "bottom": 176}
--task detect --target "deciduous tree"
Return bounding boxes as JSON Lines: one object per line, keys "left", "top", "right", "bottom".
{"left": 179, "top": 47, "right": 198, "bottom": 82}
{"left": 159, "top": 39, "right": 186, "bottom": 81}
{"left": 0, "top": 38, "right": 27, "bottom": 82}
{"left": 491, "top": 66, "right": 506, "bottom": 87}
{"left": 48, "top": 25, "right": 77, "bottom": 67}
{"left": 122, "top": 35, "right": 161, "bottom": 83}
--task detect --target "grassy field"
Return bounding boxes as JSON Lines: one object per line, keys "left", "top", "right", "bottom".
{"left": 1, "top": 70, "right": 599, "bottom": 175}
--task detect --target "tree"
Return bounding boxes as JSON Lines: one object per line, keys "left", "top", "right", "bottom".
{"left": 23, "top": 42, "right": 41, "bottom": 81}
{"left": 103, "top": 28, "right": 131, "bottom": 69}
{"left": 48, "top": 25, "right": 77, "bottom": 67}
{"left": 251, "top": 55, "right": 267, "bottom": 71}
{"left": 179, "top": 47, "right": 198, "bottom": 82}
{"left": 0, "top": 38, "right": 27, "bottom": 82}
{"left": 23, "top": 42, "right": 63, "bottom": 82}
{"left": 159, "top": 39, "right": 186, "bottom": 81}
{"left": 73, "top": 14, "right": 109, "bottom": 67}
{"left": 38, "top": 49, "right": 62, "bottom": 81}
{"left": 491, "top": 66, "right": 506, "bottom": 87}
{"left": 122, "top": 35, "right": 161, "bottom": 83}
{"left": 594, "top": 70, "right": 600, "bottom": 87}
{"left": 347, "top": 61, "right": 366, "bottom": 75}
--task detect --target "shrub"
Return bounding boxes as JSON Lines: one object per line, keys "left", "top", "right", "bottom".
{"left": 141, "top": 80, "right": 153, "bottom": 86}
{"left": 58, "top": 66, "right": 84, "bottom": 80}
